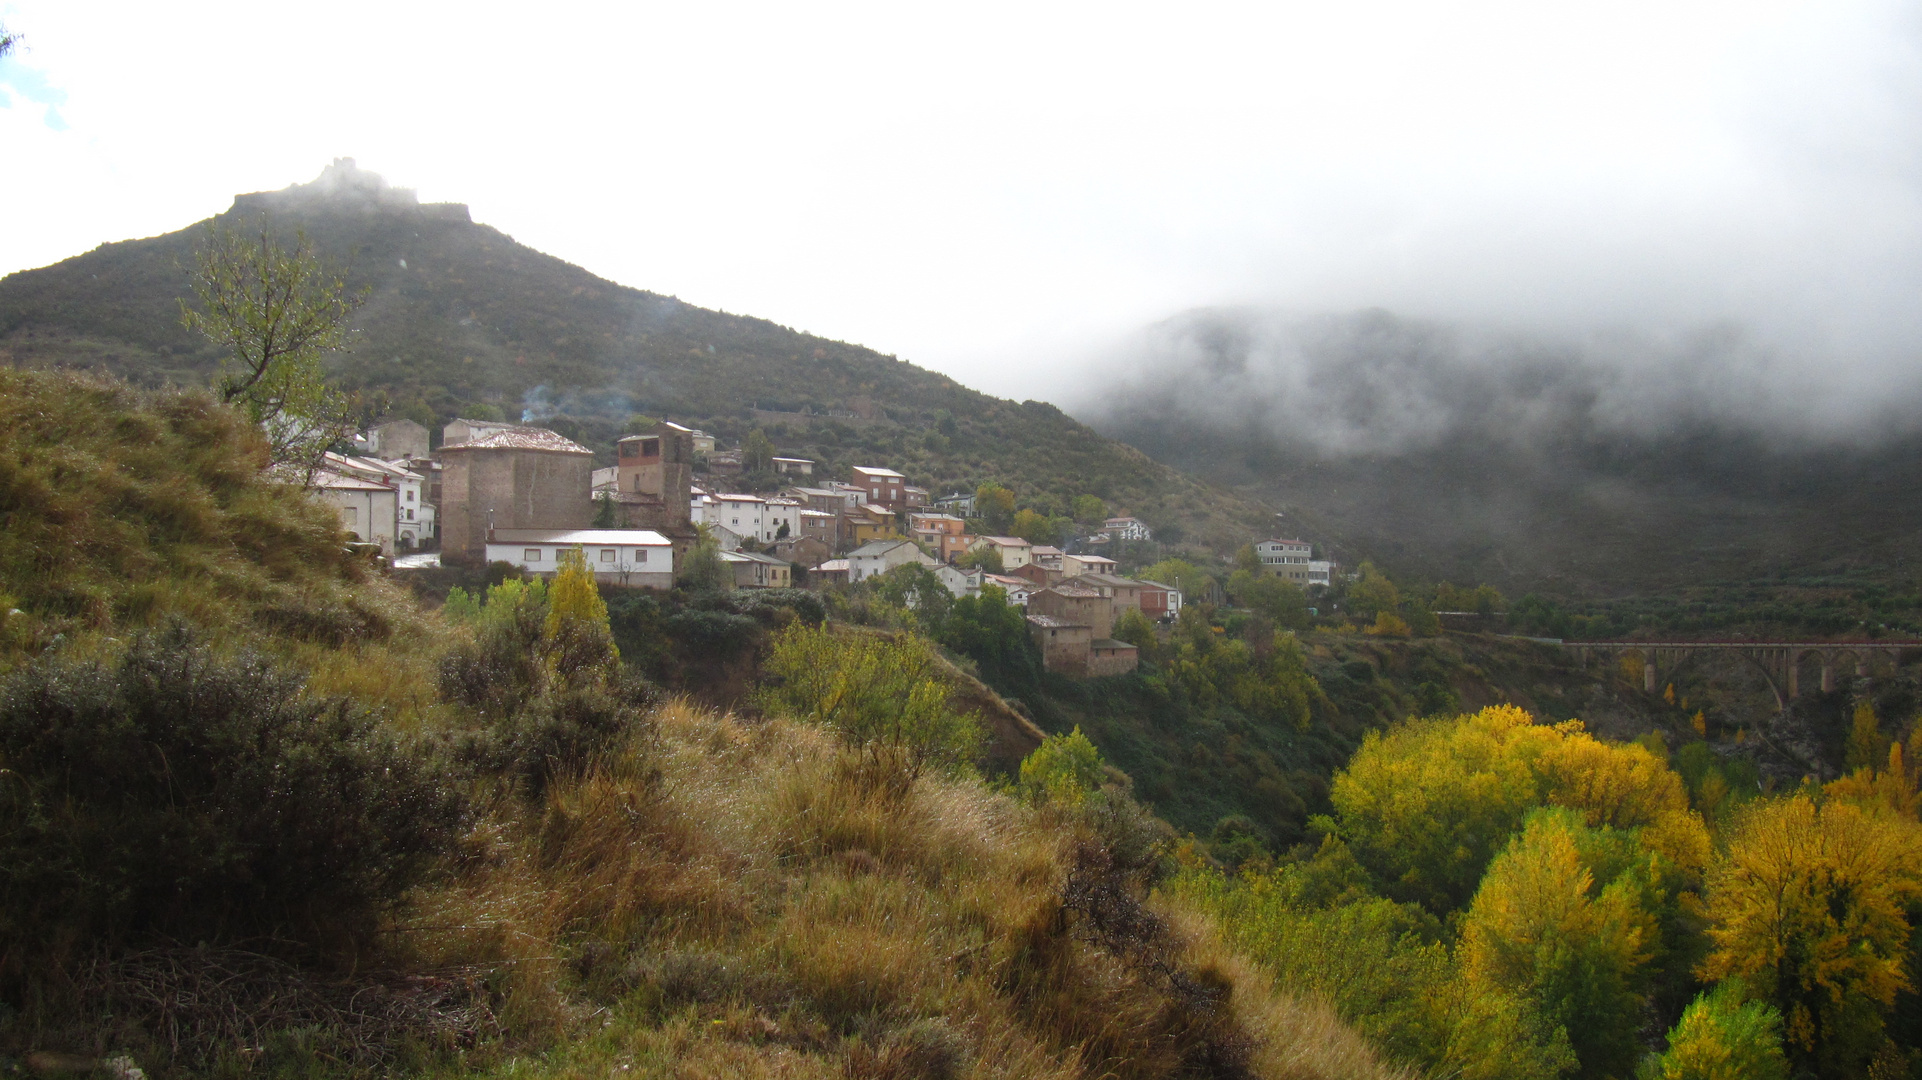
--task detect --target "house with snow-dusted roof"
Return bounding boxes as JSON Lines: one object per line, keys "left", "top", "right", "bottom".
{"left": 484, "top": 528, "right": 674, "bottom": 589}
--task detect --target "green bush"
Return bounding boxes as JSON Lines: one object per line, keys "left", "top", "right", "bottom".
{"left": 456, "top": 678, "right": 655, "bottom": 800}
{"left": 0, "top": 627, "right": 464, "bottom": 967}
{"left": 760, "top": 624, "right": 982, "bottom": 786}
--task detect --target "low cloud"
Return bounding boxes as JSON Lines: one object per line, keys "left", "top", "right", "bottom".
{"left": 1091, "top": 306, "right": 1919, "bottom": 458}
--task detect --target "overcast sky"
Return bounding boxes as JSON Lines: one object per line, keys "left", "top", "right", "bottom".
{"left": 4, "top": 2, "right": 1920, "bottom": 405}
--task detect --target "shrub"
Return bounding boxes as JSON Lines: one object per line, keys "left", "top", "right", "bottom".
{"left": 1020, "top": 725, "right": 1106, "bottom": 805}
{"left": 760, "top": 624, "right": 982, "bottom": 787}
{"left": 0, "top": 627, "right": 464, "bottom": 969}
{"left": 457, "top": 678, "right": 655, "bottom": 800}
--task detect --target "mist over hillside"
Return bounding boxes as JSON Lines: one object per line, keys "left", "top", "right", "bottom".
{"left": 1082, "top": 307, "right": 1922, "bottom": 597}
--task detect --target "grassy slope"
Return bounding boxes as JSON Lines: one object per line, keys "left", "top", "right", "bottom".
{"left": 0, "top": 171, "right": 1270, "bottom": 549}
{"left": 0, "top": 371, "right": 1401, "bottom": 1079}
{"left": 0, "top": 368, "right": 421, "bottom": 655}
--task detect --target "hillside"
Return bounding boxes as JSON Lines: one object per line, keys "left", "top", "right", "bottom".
{"left": 0, "top": 159, "right": 1269, "bottom": 550}
{"left": 0, "top": 369, "right": 1410, "bottom": 1080}
{"left": 1086, "top": 307, "right": 1922, "bottom": 602}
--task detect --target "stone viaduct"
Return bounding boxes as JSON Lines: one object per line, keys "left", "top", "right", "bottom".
{"left": 1564, "top": 640, "right": 1914, "bottom": 710}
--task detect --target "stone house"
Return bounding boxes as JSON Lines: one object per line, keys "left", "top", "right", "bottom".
{"left": 1087, "top": 638, "right": 1140, "bottom": 677}
{"left": 770, "top": 535, "right": 832, "bottom": 571}
{"left": 612, "top": 422, "right": 695, "bottom": 531}
{"left": 798, "top": 509, "right": 839, "bottom": 548}
{"left": 438, "top": 426, "right": 594, "bottom": 563}
{"left": 369, "top": 418, "right": 429, "bottom": 459}
{"left": 1027, "top": 615, "right": 1094, "bottom": 675}
{"left": 483, "top": 528, "right": 674, "bottom": 589}
{"left": 1075, "top": 573, "right": 1146, "bottom": 617}
{"left": 1028, "top": 581, "right": 1115, "bottom": 639}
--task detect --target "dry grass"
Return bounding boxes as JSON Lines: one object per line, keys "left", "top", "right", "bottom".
{"left": 381, "top": 697, "right": 1407, "bottom": 1080}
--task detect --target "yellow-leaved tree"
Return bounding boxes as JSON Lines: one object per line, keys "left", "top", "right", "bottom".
{"left": 1328, "top": 704, "right": 1710, "bottom": 914}
{"left": 1460, "top": 808, "right": 1657, "bottom": 1079}
{"left": 1645, "top": 980, "right": 1789, "bottom": 1080}
{"left": 545, "top": 546, "right": 619, "bottom": 680}
{"left": 1698, "top": 793, "right": 1922, "bottom": 1073}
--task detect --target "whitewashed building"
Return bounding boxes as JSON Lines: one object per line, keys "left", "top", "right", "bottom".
{"left": 694, "top": 493, "right": 802, "bottom": 544}
{"left": 1256, "top": 538, "right": 1316, "bottom": 585}
{"left": 484, "top": 528, "right": 674, "bottom": 589}
{"left": 1103, "top": 516, "right": 1153, "bottom": 542}
{"left": 935, "top": 563, "right": 983, "bottom": 598}
{"left": 321, "top": 452, "right": 435, "bottom": 550}
{"left": 848, "top": 538, "right": 937, "bottom": 582}
{"left": 312, "top": 470, "right": 398, "bottom": 554}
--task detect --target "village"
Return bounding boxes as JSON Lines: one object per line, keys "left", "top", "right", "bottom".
{"left": 312, "top": 416, "right": 1339, "bottom": 678}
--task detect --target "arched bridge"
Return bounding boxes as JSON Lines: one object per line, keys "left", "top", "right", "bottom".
{"left": 1562, "top": 640, "right": 1917, "bottom": 710}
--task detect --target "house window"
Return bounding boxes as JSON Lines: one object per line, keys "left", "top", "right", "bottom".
{"left": 525, "top": 549, "right": 542, "bottom": 562}
{"left": 600, "top": 549, "right": 616, "bottom": 562}
{"left": 407, "top": 490, "right": 415, "bottom": 501}
{"left": 635, "top": 549, "right": 648, "bottom": 562}
{"left": 406, "top": 509, "right": 415, "bottom": 520}
{"left": 344, "top": 506, "right": 358, "bottom": 524}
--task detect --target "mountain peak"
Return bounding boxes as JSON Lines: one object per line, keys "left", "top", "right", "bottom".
{"left": 228, "top": 158, "right": 470, "bottom": 222}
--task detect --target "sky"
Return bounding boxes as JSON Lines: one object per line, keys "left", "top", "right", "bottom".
{"left": 4, "top": 2, "right": 1921, "bottom": 407}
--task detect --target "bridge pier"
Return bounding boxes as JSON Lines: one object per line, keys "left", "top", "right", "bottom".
{"left": 1787, "top": 659, "right": 1799, "bottom": 699}
{"left": 1644, "top": 651, "right": 1657, "bottom": 693}
{"left": 1820, "top": 659, "right": 1835, "bottom": 694}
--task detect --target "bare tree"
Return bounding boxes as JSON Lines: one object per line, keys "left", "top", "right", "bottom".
{"left": 180, "top": 223, "right": 365, "bottom": 482}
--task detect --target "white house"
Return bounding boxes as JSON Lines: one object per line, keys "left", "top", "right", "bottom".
{"left": 934, "top": 563, "right": 983, "bottom": 599}
{"left": 1256, "top": 538, "right": 1316, "bottom": 585}
{"left": 980, "top": 573, "right": 1034, "bottom": 606}
{"left": 1306, "top": 560, "right": 1337, "bottom": 587}
{"left": 321, "top": 452, "right": 435, "bottom": 550}
{"left": 848, "top": 538, "right": 937, "bottom": 582}
{"left": 934, "top": 492, "right": 977, "bottom": 517}
{"left": 695, "top": 493, "right": 802, "bottom": 544}
{"left": 1104, "top": 516, "right": 1153, "bottom": 542}
{"left": 312, "top": 469, "right": 398, "bottom": 554}
{"left": 771, "top": 456, "right": 815, "bottom": 476}
{"left": 485, "top": 528, "right": 674, "bottom": 589}
{"left": 969, "top": 535, "right": 1034, "bottom": 569}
